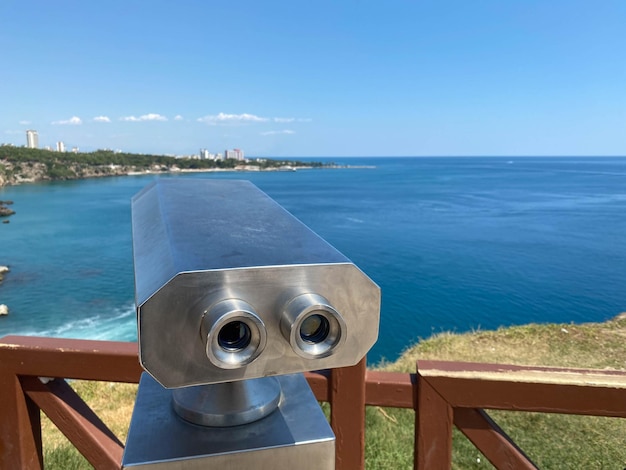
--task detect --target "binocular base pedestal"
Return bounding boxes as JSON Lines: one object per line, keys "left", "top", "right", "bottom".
{"left": 122, "top": 373, "right": 335, "bottom": 469}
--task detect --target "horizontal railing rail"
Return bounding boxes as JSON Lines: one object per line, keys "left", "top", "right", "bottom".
{"left": 2, "top": 335, "right": 626, "bottom": 469}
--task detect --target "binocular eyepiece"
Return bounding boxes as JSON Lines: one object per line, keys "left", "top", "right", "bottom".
{"left": 201, "top": 299, "right": 267, "bottom": 370}
{"left": 201, "top": 292, "right": 346, "bottom": 371}
{"left": 281, "top": 293, "right": 346, "bottom": 359}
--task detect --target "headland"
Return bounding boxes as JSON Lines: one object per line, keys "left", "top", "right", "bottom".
{"left": 0, "top": 146, "right": 334, "bottom": 188}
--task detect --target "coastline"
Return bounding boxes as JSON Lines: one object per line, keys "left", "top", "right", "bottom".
{"left": 0, "top": 161, "right": 273, "bottom": 187}
{"left": 0, "top": 161, "right": 373, "bottom": 188}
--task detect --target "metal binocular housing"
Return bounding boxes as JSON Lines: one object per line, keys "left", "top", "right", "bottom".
{"left": 124, "top": 178, "right": 380, "bottom": 469}
{"left": 131, "top": 178, "right": 380, "bottom": 388}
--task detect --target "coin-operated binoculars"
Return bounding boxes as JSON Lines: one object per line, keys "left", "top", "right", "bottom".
{"left": 122, "top": 179, "right": 380, "bottom": 469}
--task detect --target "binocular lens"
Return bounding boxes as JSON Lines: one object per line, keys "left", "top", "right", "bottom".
{"left": 281, "top": 293, "right": 346, "bottom": 359}
{"left": 299, "top": 314, "right": 330, "bottom": 344}
{"left": 202, "top": 299, "right": 267, "bottom": 369}
{"left": 218, "top": 321, "right": 252, "bottom": 351}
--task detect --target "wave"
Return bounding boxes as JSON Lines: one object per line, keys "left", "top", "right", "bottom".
{"left": 17, "top": 303, "right": 137, "bottom": 342}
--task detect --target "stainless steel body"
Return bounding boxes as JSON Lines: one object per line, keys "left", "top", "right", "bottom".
{"left": 132, "top": 179, "right": 380, "bottom": 388}
{"left": 171, "top": 377, "right": 282, "bottom": 427}
{"left": 121, "top": 372, "right": 335, "bottom": 469}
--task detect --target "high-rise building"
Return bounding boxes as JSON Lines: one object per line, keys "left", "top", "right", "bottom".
{"left": 225, "top": 149, "right": 245, "bottom": 161}
{"left": 26, "top": 130, "right": 38, "bottom": 149}
{"left": 56, "top": 141, "right": 66, "bottom": 152}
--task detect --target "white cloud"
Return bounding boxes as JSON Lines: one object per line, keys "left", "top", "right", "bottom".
{"left": 174, "top": 115, "right": 184, "bottom": 121}
{"left": 274, "top": 117, "right": 311, "bottom": 123}
{"left": 260, "top": 130, "right": 296, "bottom": 136}
{"left": 52, "top": 116, "right": 82, "bottom": 125}
{"left": 93, "top": 116, "right": 111, "bottom": 123}
{"left": 121, "top": 113, "right": 168, "bottom": 122}
{"left": 4, "top": 130, "right": 23, "bottom": 135}
{"left": 197, "top": 112, "right": 269, "bottom": 124}
{"left": 19, "top": 120, "right": 31, "bottom": 125}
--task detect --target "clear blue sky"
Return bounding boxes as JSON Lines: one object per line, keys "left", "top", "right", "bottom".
{"left": 1, "top": 1, "right": 625, "bottom": 157}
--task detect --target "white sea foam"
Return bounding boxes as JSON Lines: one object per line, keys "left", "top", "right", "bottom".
{"left": 19, "top": 303, "right": 137, "bottom": 342}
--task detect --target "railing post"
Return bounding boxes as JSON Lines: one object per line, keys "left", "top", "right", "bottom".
{"left": 0, "top": 367, "right": 43, "bottom": 469}
{"left": 331, "top": 359, "right": 367, "bottom": 470}
{"left": 415, "top": 363, "right": 453, "bottom": 469}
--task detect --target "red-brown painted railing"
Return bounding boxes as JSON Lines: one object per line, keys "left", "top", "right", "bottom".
{"left": 0, "top": 335, "right": 413, "bottom": 470}
{"left": 416, "top": 360, "right": 626, "bottom": 469}
{"left": 0, "top": 336, "right": 142, "bottom": 469}
{"left": 2, "top": 335, "right": 626, "bottom": 469}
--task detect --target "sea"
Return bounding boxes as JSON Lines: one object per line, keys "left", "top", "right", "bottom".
{"left": 1, "top": 157, "right": 625, "bottom": 364}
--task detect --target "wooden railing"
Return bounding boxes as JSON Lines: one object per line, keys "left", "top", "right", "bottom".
{"left": 415, "top": 361, "right": 626, "bottom": 468}
{"left": 2, "top": 335, "right": 626, "bottom": 469}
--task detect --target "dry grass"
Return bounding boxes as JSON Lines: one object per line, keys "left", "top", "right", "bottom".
{"left": 42, "top": 381, "right": 137, "bottom": 468}
{"left": 386, "top": 314, "right": 626, "bottom": 373}
{"left": 368, "top": 313, "right": 626, "bottom": 469}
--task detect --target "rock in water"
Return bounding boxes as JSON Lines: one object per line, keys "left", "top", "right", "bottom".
{"left": 0, "top": 205, "right": 15, "bottom": 216}
{"left": 0, "top": 304, "right": 8, "bottom": 316}
{"left": 0, "top": 200, "right": 15, "bottom": 217}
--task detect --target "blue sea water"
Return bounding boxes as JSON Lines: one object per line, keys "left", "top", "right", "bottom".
{"left": 1, "top": 157, "right": 625, "bottom": 364}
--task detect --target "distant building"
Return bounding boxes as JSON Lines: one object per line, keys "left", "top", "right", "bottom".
{"left": 26, "top": 130, "right": 38, "bottom": 149}
{"left": 225, "top": 149, "right": 245, "bottom": 161}
{"left": 56, "top": 141, "right": 66, "bottom": 152}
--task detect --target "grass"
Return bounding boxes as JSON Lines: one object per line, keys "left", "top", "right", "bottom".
{"left": 41, "top": 315, "right": 626, "bottom": 469}
{"left": 42, "top": 382, "right": 137, "bottom": 469}
{"left": 388, "top": 313, "right": 626, "bottom": 372}
{"left": 366, "top": 314, "right": 626, "bottom": 469}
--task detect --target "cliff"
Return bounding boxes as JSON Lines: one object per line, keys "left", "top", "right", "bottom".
{"left": 0, "top": 159, "right": 170, "bottom": 187}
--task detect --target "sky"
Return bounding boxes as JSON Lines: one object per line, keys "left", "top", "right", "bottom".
{"left": 1, "top": 1, "right": 625, "bottom": 157}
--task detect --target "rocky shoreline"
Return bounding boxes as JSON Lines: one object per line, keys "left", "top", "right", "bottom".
{"left": 0, "top": 159, "right": 162, "bottom": 187}
{"left": 0, "top": 266, "right": 8, "bottom": 316}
